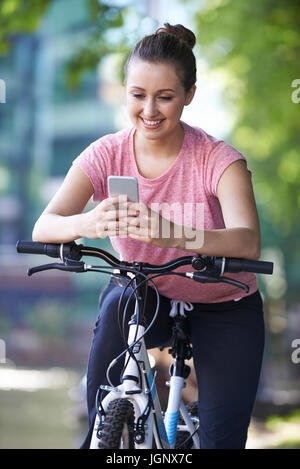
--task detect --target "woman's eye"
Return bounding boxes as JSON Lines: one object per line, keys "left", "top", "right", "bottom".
{"left": 131, "top": 94, "right": 173, "bottom": 101}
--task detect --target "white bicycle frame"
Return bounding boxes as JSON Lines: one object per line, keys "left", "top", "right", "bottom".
{"left": 90, "top": 301, "right": 200, "bottom": 449}
{"left": 16, "top": 239, "right": 273, "bottom": 450}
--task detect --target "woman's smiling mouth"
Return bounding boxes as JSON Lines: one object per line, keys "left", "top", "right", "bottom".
{"left": 140, "top": 117, "right": 164, "bottom": 128}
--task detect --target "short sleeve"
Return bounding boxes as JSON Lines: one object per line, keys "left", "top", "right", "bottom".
{"left": 72, "top": 142, "right": 106, "bottom": 202}
{"left": 205, "top": 141, "right": 252, "bottom": 197}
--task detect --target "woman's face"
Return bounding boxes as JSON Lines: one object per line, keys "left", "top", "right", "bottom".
{"left": 125, "top": 59, "right": 195, "bottom": 141}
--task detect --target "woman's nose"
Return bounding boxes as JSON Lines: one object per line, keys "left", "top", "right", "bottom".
{"left": 143, "top": 98, "right": 157, "bottom": 117}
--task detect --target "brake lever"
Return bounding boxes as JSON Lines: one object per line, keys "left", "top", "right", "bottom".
{"left": 186, "top": 272, "right": 249, "bottom": 293}
{"left": 218, "top": 276, "right": 249, "bottom": 293}
{"left": 27, "top": 259, "right": 86, "bottom": 276}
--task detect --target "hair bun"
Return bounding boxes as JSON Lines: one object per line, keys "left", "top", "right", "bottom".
{"left": 155, "top": 23, "right": 196, "bottom": 49}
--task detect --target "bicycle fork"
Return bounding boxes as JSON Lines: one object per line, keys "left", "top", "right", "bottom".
{"left": 164, "top": 318, "right": 199, "bottom": 449}
{"left": 123, "top": 316, "right": 170, "bottom": 449}
{"left": 164, "top": 376, "right": 185, "bottom": 448}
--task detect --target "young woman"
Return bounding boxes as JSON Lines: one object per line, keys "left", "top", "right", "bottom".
{"left": 32, "top": 24, "right": 265, "bottom": 449}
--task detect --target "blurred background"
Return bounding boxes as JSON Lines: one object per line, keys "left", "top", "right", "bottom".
{"left": 0, "top": 0, "right": 299, "bottom": 449}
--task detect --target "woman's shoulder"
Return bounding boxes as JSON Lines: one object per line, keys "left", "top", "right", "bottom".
{"left": 182, "top": 121, "right": 249, "bottom": 194}
{"left": 73, "top": 125, "right": 134, "bottom": 174}
{"left": 182, "top": 121, "right": 244, "bottom": 160}
{"left": 89, "top": 125, "right": 134, "bottom": 153}
{"left": 182, "top": 121, "right": 226, "bottom": 149}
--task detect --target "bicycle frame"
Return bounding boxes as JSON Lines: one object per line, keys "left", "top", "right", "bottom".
{"left": 90, "top": 321, "right": 168, "bottom": 448}
{"left": 16, "top": 239, "right": 273, "bottom": 450}
{"left": 90, "top": 276, "right": 200, "bottom": 450}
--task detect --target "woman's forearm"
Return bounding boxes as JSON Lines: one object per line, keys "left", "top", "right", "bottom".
{"left": 174, "top": 226, "right": 261, "bottom": 260}
{"left": 32, "top": 212, "right": 84, "bottom": 243}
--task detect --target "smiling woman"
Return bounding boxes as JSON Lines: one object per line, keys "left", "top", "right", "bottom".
{"left": 126, "top": 60, "right": 195, "bottom": 153}
{"left": 125, "top": 60, "right": 195, "bottom": 179}
{"left": 124, "top": 24, "right": 196, "bottom": 161}
{"left": 32, "top": 23, "right": 265, "bottom": 450}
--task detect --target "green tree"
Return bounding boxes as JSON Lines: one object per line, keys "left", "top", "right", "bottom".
{"left": 191, "top": 0, "right": 300, "bottom": 301}
{"left": 0, "top": 0, "right": 149, "bottom": 85}
{"left": 0, "top": 0, "right": 50, "bottom": 54}
{"left": 64, "top": 0, "right": 137, "bottom": 89}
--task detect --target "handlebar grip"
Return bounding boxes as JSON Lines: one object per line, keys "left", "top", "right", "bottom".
{"left": 224, "top": 258, "right": 273, "bottom": 275}
{"left": 16, "top": 240, "right": 83, "bottom": 260}
{"left": 16, "top": 241, "right": 61, "bottom": 258}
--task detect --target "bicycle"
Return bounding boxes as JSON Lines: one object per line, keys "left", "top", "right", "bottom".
{"left": 16, "top": 240, "right": 273, "bottom": 449}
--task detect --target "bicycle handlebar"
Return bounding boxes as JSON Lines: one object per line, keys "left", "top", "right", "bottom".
{"left": 16, "top": 240, "right": 273, "bottom": 276}
{"left": 16, "top": 240, "right": 83, "bottom": 261}
{"left": 209, "top": 256, "right": 273, "bottom": 275}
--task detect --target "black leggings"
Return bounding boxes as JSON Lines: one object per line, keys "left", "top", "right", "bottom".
{"left": 81, "top": 278, "right": 265, "bottom": 449}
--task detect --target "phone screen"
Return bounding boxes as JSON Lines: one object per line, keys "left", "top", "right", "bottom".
{"left": 108, "top": 176, "right": 139, "bottom": 202}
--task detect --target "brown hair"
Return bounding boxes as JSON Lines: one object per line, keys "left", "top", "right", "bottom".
{"left": 124, "top": 23, "right": 197, "bottom": 92}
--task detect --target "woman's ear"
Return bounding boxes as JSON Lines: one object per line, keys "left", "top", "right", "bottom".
{"left": 185, "top": 85, "right": 196, "bottom": 106}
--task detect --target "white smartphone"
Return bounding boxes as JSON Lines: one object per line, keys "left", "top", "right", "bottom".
{"left": 108, "top": 176, "right": 139, "bottom": 202}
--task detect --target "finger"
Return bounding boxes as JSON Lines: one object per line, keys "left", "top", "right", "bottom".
{"left": 103, "top": 195, "right": 129, "bottom": 211}
{"left": 106, "top": 194, "right": 128, "bottom": 203}
{"left": 122, "top": 216, "right": 141, "bottom": 227}
{"left": 105, "top": 209, "right": 138, "bottom": 221}
{"left": 127, "top": 201, "right": 147, "bottom": 214}
{"left": 127, "top": 225, "right": 149, "bottom": 237}
{"left": 127, "top": 232, "right": 149, "bottom": 243}
{"left": 101, "top": 221, "right": 128, "bottom": 233}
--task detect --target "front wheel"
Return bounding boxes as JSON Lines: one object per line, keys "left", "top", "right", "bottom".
{"left": 97, "top": 398, "right": 135, "bottom": 449}
{"left": 175, "top": 401, "right": 199, "bottom": 449}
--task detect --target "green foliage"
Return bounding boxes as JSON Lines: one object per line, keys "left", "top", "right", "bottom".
{"left": 265, "top": 410, "right": 300, "bottom": 448}
{"left": 0, "top": 0, "right": 50, "bottom": 54}
{"left": 191, "top": 0, "right": 300, "bottom": 295}
{"left": 0, "top": 388, "right": 80, "bottom": 448}
{"left": 266, "top": 409, "right": 300, "bottom": 428}
{"left": 273, "top": 439, "right": 300, "bottom": 449}
{"left": 65, "top": 0, "right": 140, "bottom": 89}
{"left": 24, "top": 299, "right": 72, "bottom": 339}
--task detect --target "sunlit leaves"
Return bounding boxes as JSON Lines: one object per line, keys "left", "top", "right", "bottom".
{"left": 65, "top": 0, "right": 142, "bottom": 89}
{"left": 192, "top": 0, "right": 300, "bottom": 291}
{"left": 0, "top": 0, "right": 50, "bottom": 54}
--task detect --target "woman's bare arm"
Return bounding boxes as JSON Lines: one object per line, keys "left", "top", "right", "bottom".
{"left": 33, "top": 164, "right": 139, "bottom": 243}
{"left": 32, "top": 165, "right": 95, "bottom": 243}
{"left": 178, "top": 160, "right": 261, "bottom": 259}
{"left": 124, "top": 160, "right": 261, "bottom": 260}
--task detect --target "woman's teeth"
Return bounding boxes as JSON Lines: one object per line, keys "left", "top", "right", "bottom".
{"left": 142, "top": 119, "right": 162, "bottom": 126}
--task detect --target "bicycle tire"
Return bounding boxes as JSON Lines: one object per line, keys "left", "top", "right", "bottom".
{"left": 175, "top": 401, "right": 199, "bottom": 449}
{"left": 97, "top": 398, "right": 135, "bottom": 449}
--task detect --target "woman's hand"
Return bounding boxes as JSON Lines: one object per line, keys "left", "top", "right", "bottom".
{"left": 81, "top": 195, "right": 139, "bottom": 239}
{"left": 120, "top": 201, "right": 180, "bottom": 249}
{"left": 82, "top": 196, "right": 181, "bottom": 248}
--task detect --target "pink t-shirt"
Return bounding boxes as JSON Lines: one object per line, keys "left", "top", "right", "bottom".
{"left": 73, "top": 121, "right": 258, "bottom": 302}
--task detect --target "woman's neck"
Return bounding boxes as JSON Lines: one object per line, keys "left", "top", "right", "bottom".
{"left": 134, "top": 122, "right": 184, "bottom": 159}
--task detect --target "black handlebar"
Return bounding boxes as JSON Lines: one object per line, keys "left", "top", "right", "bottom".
{"left": 16, "top": 240, "right": 83, "bottom": 261}
{"left": 213, "top": 256, "right": 273, "bottom": 275}
{"left": 16, "top": 240, "right": 58, "bottom": 257}
{"left": 16, "top": 240, "right": 274, "bottom": 276}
